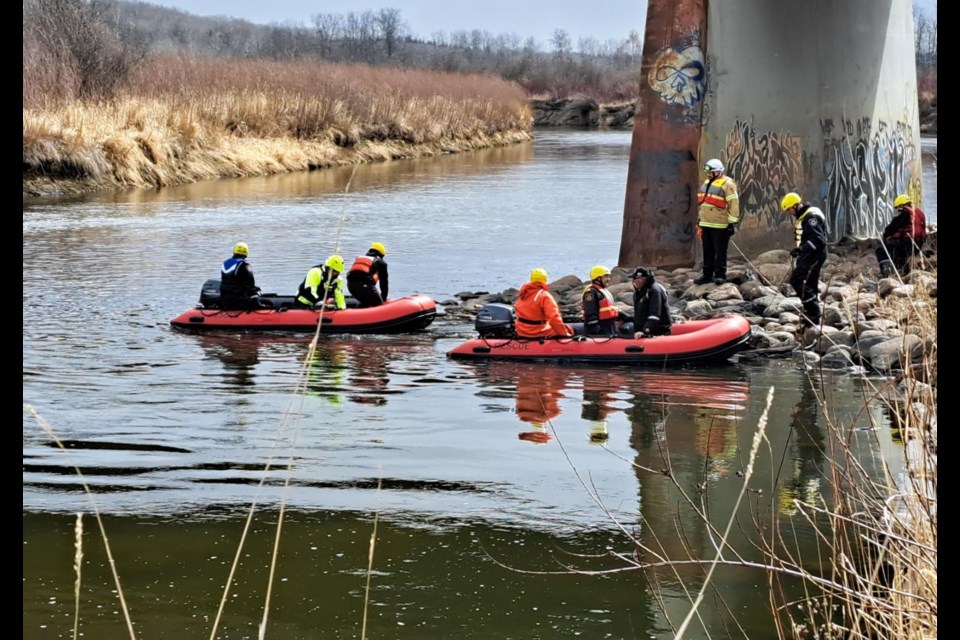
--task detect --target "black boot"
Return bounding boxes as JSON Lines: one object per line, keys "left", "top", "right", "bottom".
{"left": 802, "top": 300, "right": 821, "bottom": 328}
{"left": 879, "top": 260, "right": 892, "bottom": 279}
{"left": 693, "top": 273, "right": 713, "bottom": 285}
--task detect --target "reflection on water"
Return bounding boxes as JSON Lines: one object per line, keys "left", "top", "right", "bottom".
{"left": 779, "top": 375, "right": 828, "bottom": 514}
{"left": 23, "top": 130, "right": 914, "bottom": 639}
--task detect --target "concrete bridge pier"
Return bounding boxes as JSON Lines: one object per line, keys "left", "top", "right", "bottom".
{"left": 619, "top": 0, "right": 922, "bottom": 269}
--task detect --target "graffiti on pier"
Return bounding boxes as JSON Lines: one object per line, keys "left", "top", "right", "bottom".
{"left": 821, "top": 117, "right": 917, "bottom": 241}
{"left": 723, "top": 119, "right": 804, "bottom": 230}
{"left": 648, "top": 32, "right": 705, "bottom": 115}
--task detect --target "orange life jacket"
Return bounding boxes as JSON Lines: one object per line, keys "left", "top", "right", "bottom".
{"left": 697, "top": 177, "right": 729, "bottom": 209}
{"left": 348, "top": 255, "right": 379, "bottom": 283}
{"left": 583, "top": 284, "right": 619, "bottom": 321}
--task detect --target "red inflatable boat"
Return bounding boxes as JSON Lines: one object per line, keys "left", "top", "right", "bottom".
{"left": 447, "top": 315, "right": 752, "bottom": 366}
{"left": 171, "top": 282, "right": 437, "bottom": 334}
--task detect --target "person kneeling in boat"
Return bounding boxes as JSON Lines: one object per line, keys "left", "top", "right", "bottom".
{"left": 220, "top": 242, "right": 272, "bottom": 310}
{"left": 346, "top": 241, "right": 389, "bottom": 308}
{"left": 514, "top": 268, "right": 574, "bottom": 338}
{"left": 581, "top": 265, "right": 630, "bottom": 337}
{"left": 626, "top": 267, "right": 672, "bottom": 339}
{"left": 295, "top": 254, "right": 347, "bottom": 310}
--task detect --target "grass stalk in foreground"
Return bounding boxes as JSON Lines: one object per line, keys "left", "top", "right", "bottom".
{"left": 24, "top": 404, "right": 138, "bottom": 640}
{"left": 73, "top": 513, "right": 83, "bottom": 640}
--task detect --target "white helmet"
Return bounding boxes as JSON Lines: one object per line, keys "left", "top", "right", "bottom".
{"left": 704, "top": 158, "right": 724, "bottom": 173}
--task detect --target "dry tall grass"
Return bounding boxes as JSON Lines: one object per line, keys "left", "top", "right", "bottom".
{"left": 23, "top": 56, "right": 533, "bottom": 196}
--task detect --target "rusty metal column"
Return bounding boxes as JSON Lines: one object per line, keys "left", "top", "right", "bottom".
{"left": 619, "top": 0, "right": 707, "bottom": 269}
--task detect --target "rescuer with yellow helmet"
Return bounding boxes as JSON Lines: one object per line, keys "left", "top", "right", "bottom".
{"left": 780, "top": 192, "right": 827, "bottom": 328}
{"left": 876, "top": 193, "right": 927, "bottom": 278}
{"left": 219, "top": 242, "right": 270, "bottom": 310}
{"left": 296, "top": 254, "right": 347, "bottom": 310}
{"left": 695, "top": 158, "right": 741, "bottom": 285}
{"left": 581, "top": 265, "right": 629, "bottom": 336}
{"left": 346, "top": 241, "right": 390, "bottom": 308}
{"left": 513, "top": 268, "right": 574, "bottom": 338}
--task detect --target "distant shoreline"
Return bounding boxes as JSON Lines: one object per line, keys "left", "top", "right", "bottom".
{"left": 532, "top": 97, "right": 938, "bottom": 135}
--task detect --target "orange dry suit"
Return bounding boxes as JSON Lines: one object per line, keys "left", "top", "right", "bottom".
{"left": 514, "top": 281, "right": 573, "bottom": 338}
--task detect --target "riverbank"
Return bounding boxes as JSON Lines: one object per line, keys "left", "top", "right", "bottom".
{"left": 22, "top": 57, "right": 533, "bottom": 198}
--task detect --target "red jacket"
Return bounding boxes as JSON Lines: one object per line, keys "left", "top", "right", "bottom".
{"left": 514, "top": 282, "right": 573, "bottom": 338}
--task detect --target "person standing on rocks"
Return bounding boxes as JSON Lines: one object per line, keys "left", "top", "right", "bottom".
{"left": 695, "top": 158, "right": 741, "bottom": 285}
{"left": 781, "top": 192, "right": 828, "bottom": 328}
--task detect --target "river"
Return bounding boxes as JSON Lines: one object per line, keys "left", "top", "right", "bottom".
{"left": 22, "top": 131, "right": 936, "bottom": 639}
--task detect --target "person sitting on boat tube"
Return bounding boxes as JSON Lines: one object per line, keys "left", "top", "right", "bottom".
{"left": 513, "top": 268, "right": 574, "bottom": 339}
{"left": 346, "top": 241, "right": 389, "bottom": 308}
{"left": 627, "top": 267, "right": 672, "bottom": 339}
{"left": 220, "top": 242, "right": 271, "bottom": 310}
{"left": 581, "top": 265, "right": 630, "bottom": 337}
{"left": 295, "top": 254, "right": 347, "bottom": 310}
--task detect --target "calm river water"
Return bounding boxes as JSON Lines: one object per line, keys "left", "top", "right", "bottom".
{"left": 23, "top": 131, "right": 936, "bottom": 639}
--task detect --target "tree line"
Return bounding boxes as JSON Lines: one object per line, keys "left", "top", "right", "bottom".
{"left": 23, "top": 0, "right": 937, "bottom": 108}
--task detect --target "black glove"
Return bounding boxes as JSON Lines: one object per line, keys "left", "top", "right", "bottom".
{"left": 790, "top": 247, "right": 801, "bottom": 258}
{"left": 726, "top": 224, "right": 736, "bottom": 237}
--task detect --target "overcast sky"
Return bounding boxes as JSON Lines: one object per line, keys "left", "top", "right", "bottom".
{"left": 142, "top": 1, "right": 936, "bottom": 49}
{"left": 142, "top": 1, "right": 650, "bottom": 46}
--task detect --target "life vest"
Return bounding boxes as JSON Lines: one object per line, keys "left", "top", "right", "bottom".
{"left": 697, "top": 176, "right": 730, "bottom": 209}
{"left": 220, "top": 257, "right": 255, "bottom": 299}
{"left": 582, "top": 284, "right": 619, "bottom": 321}
{"left": 794, "top": 206, "right": 826, "bottom": 246}
{"left": 221, "top": 257, "right": 245, "bottom": 277}
{"left": 348, "top": 255, "right": 379, "bottom": 283}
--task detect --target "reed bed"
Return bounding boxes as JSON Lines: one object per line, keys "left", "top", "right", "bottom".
{"left": 23, "top": 56, "right": 533, "bottom": 196}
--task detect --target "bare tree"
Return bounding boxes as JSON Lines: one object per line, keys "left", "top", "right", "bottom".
{"left": 25, "top": 0, "right": 148, "bottom": 100}
{"left": 312, "top": 12, "right": 343, "bottom": 59}
{"left": 912, "top": 2, "right": 937, "bottom": 68}
{"left": 375, "top": 8, "right": 407, "bottom": 58}
{"left": 550, "top": 28, "right": 571, "bottom": 60}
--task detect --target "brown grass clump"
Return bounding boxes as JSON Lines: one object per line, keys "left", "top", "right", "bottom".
{"left": 23, "top": 56, "right": 533, "bottom": 196}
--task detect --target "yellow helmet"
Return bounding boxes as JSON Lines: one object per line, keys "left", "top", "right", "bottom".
{"left": 232, "top": 242, "right": 249, "bottom": 257}
{"left": 370, "top": 241, "right": 387, "bottom": 256}
{"left": 530, "top": 268, "right": 549, "bottom": 283}
{"left": 324, "top": 254, "right": 344, "bottom": 273}
{"left": 893, "top": 194, "right": 911, "bottom": 208}
{"left": 589, "top": 265, "right": 611, "bottom": 280}
{"left": 780, "top": 192, "right": 802, "bottom": 212}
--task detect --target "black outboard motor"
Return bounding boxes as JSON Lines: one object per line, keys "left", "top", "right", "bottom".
{"left": 199, "top": 279, "right": 222, "bottom": 309}
{"left": 475, "top": 303, "right": 516, "bottom": 338}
